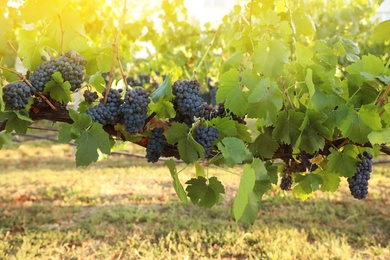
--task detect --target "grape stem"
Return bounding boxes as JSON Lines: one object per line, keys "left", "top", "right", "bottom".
{"left": 376, "top": 83, "right": 390, "bottom": 116}
{"left": 191, "top": 25, "right": 222, "bottom": 80}
{"left": 0, "top": 66, "right": 58, "bottom": 111}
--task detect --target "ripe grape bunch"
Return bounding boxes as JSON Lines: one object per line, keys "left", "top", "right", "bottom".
{"left": 120, "top": 88, "right": 150, "bottom": 135}
{"left": 172, "top": 80, "right": 204, "bottom": 124}
{"left": 146, "top": 127, "right": 167, "bottom": 163}
{"left": 280, "top": 169, "right": 293, "bottom": 191}
{"left": 2, "top": 81, "right": 31, "bottom": 110}
{"left": 347, "top": 152, "right": 373, "bottom": 200}
{"left": 29, "top": 50, "right": 86, "bottom": 94}
{"left": 86, "top": 88, "right": 123, "bottom": 125}
{"left": 194, "top": 126, "right": 220, "bottom": 157}
{"left": 83, "top": 90, "right": 99, "bottom": 104}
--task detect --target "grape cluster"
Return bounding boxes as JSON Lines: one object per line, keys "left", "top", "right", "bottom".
{"left": 297, "top": 150, "right": 318, "bottom": 172}
{"left": 2, "top": 82, "right": 31, "bottom": 110}
{"left": 348, "top": 152, "right": 373, "bottom": 200}
{"left": 146, "top": 127, "right": 167, "bottom": 163}
{"left": 86, "top": 88, "right": 123, "bottom": 125}
{"left": 194, "top": 126, "right": 220, "bottom": 157}
{"left": 172, "top": 80, "right": 203, "bottom": 118}
{"left": 29, "top": 50, "right": 86, "bottom": 93}
{"left": 120, "top": 88, "right": 150, "bottom": 135}
{"left": 280, "top": 169, "right": 293, "bottom": 191}
{"left": 83, "top": 90, "right": 99, "bottom": 104}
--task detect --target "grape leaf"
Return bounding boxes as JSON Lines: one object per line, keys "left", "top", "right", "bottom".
{"left": 0, "top": 111, "right": 32, "bottom": 134}
{"left": 217, "top": 137, "right": 252, "bottom": 167}
{"left": 253, "top": 40, "right": 288, "bottom": 77}
{"left": 371, "top": 20, "right": 390, "bottom": 43}
{"left": 272, "top": 110, "right": 305, "bottom": 145}
{"left": 358, "top": 104, "right": 382, "bottom": 131}
{"left": 327, "top": 145, "right": 357, "bottom": 178}
{"left": 166, "top": 122, "right": 204, "bottom": 163}
{"left": 211, "top": 117, "right": 237, "bottom": 137}
{"left": 149, "top": 100, "right": 176, "bottom": 119}
{"left": 339, "top": 107, "right": 371, "bottom": 144}
{"left": 236, "top": 123, "right": 252, "bottom": 143}
{"left": 238, "top": 192, "right": 260, "bottom": 224}
{"left": 185, "top": 176, "right": 225, "bottom": 208}
{"left": 249, "top": 131, "right": 279, "bottom": 159}
{"left": 233, "top": 164, "right": 256, "bottom": 221}
{"left": 165, "top": 160, "right": 188, "bottom": 203}
{"left": 346, "top": 54, "right": 385, "bottom": 77}
{"left": 248, "top": 78, "right": 283, "bottom": 126}
{"left": 0, "top": 131, "right": 12, "bottom": 149}
{"left": 296, "top": 110, "right": 330, "bottom": 153}
{"left": 89, "top": 72, "right": 106, "bottom": 93}
{"left": 194, "top": 161, "right": 206, "bottom": 177}
{"left": 247, "top": 78, "right": 283, "bottom": 125}
{"left": 291, "top": 10, "right": 316, "bottom": 37}
{"left": 19, "top": 29, "right": 49, "bottom": 71}
{"left": 44, "top": 72, "right": 72, "bottom": 103}
{"left": 75, "top": 123, "right": 111, "bottom": 167}
{"left": 222, "top": 51, "right": 243, "bottom": 73}
{"left": 293, "top": 173, "right": 322, "bottom": 200}
{"left": 318, "top": 171, "right": 340, "bottom": 192}
{"left": 58, "top": 123, "right": 73, "bottom": 143}
{"left": 216, "top": 68, "right": 248, "bottom": 117}
{"left": 151, "top": 74, "right": 173, "bottom": 102}
{"left": 20, "top": 0, "right": 64, "bottom": 23}
{"left": 368, "top": 129, "right": 390, "bottom": 144}
{"left": 96, "top": 48, "right": 112, "bottom": 73}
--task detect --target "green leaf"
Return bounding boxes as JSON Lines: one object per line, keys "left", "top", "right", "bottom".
{"left": 371, "top": 20, "right": 390, "bottom": 43}
{"left": 149, "top": 100, "right": 176, "bottom": 119}
{"left": 253, "top": 40, "right": 288, "bottom": 77}
{"left": 327, "top": 145, "right": 357, "bottom": 178}
{"left": 166, "top": 122, "right": 204, "bottom": 163}
{"left": 216, "top": 68, "right": 247, "bottom": 117}
{"left": 19, "top": 29, "right": 49, "bottom": 71}
{"left": 217, "top": 137, "right": 252, "bottom": 167}
{"left": 318, "top": 171, "right": 340, "bottom": 192}
{"left": 58, "top": 123, "right": 73, "bottom": 143}
{"left": 291, "top": 11, "right": 316, "bottom": 37}
{"left": 272, "top": 110, "right": 305, "bottom": 145}
{"left": 222, "top": 51, "right": 243, "bottom": 73}
{"left": 165, "top": 160, "right": 188, "bottom": 203}
{"left": 211, "top": 117, "right": 237, "bottom": 137}
{"left": 151, "top": 74, "right": 173, "bottom": 102}
{"left": 20, "top": 0, "right": 64, "bottom": 23}
{"left": 249, "top": 131, "right": 279, "bottom": 159}
{"left": 346, "top": 54, "right": 385, "bottom": 77}
{"left": 238, "top": 192, "right": 260, "bottom": 224}
{"left": 185, "top": 176, "right": 225, "bottom": 208}
{"left": 292, "top": 173, "right": 322, "bottom": 200}
{"left": 233, "top": 164, "right": 256, "bottom": 221}
{"left": 339, "top": 108, "right": 371, "bottom": 144}
{"left": 75, "top": 123, "right": 111, "bottom": 167}
{"left": 0, "top": 131, "right": 12, "bottom": 149}
{"left": 295, "top": 42, "right": 315, "bottom": 66}
{"left": 236, "top": 123, "right": 252, "bottom": 143}
{"left": 44, "top": 72, "right": 72, "bottom": 103}
{"left": 296, "top": 110, "right": 330, "bottom": 153}
{"left": 0, "top": 111, "right": 32, "bottom": 134}
{"left": 89, "top": 72, "right": 106, "bottom": 93}
{"left": 358, "top": 104, "right": 382, "bottom": 131}
{"left": 194, "top": 161, "right": 206, "bottom": 177}
{"left": 368, "top": 129, "right": 390, "bottom": 144}
{"left": 96, "top": 48, "right": 112, "bottom": 73}
{"left": 247, "top": 78, "right": 283, "bottom": 125}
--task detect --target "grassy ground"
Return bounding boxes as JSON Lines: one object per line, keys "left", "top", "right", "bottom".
{"left": 0, "top": 141, "right": 389, "bottom": 259}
